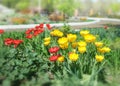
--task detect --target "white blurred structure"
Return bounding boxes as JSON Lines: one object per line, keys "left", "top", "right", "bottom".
{"left": 0, "top": 4, "right": 14, "bottom": 14}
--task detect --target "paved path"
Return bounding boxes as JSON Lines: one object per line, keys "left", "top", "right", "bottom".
{"left": 0, "top": 17, "right": 120, "bottom": 31}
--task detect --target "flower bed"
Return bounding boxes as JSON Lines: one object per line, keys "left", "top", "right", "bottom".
{"left": 0, "top": 24, "right": 120, "bottom": 86}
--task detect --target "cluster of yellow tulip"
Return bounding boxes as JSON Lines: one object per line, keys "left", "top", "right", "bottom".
{"left": 44, "top": 29, "right": 111, "bottom": 62}
{"left": 79, "top": 30, "right": 111, "bottom": 62}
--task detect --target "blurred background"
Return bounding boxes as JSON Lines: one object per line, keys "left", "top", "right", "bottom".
{"left": 0, "top": 0, "right": 120, "bottom": 24}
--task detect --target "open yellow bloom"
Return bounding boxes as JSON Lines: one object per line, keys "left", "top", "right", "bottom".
{"left": 57, "top": 31, "right": 63, "bottom": 37}
{"left": 95, "top": 42, "right": 103, "bottom": 47}
{"left": 69, "top": 53, "right": 79, "bottom": 61}
{"left": 58, "top": 37, "right": 68, "bottom": 49}
{"left": 78, "top": 47, "right": 86, "bottom": 53}
{"left": 67, "top": 34, "right": 77, "bottom": 42}
{"left": 58, "top": 37, "right": 68, "bottom": 45}
{"left": 80, "top": 30, "right": 89, "bottom": 36}
{"left": 84, "top": 34, "right": 96, "bottom": 43}
{"left": 72, "top": 42, "right": 78, "bottom": 48}
{"left": 59, "top": 43, "right": 68, "bottom": 49}
{"left": 95, "top": 55, "right": 104, "bottom": 62}
{"left": 78, "top": 41, "right": 87, "bottom": 47}
{"left": 50, "top": 29, "right": 63, "bottom": 37}
{"left": 98, "top": 47, "right": 111, "bottom": 53}
{"left": 57, "top": 56, "right": 64, "bottom": 62}
{"left": 44, "top": 37, "right": 51, "bottom": 42}
{"left": 44, "top": 41, "right": 50, "bottom": 46}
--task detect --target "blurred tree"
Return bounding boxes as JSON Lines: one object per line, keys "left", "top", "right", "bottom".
{"left": 15, "top": 0, "right": 30, "bottom": 11}
{"left": 55, "top": 0, "right": 79, "bottom": 16}
{"left": 1, "top": 0, "right": 19, "bottom": 8}
{"left": 41, "top": 0, "right": 54, "bottom": 14}
{"left": 111, "top": 3, "right": 120, "bottom": 13}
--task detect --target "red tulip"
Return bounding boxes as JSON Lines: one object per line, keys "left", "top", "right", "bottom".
{"left": 13, "top": 40, "right": 23, "bottom": 48}
{"left": 104, "top": 26, "right": 108, "bottom": 30}
{"left": 49, "top": 55, "right": 59, "bottom": 62}
{"left": 49, "top": 46, "right": 60, "bottom": 53}
{"left": 13, "top": 40, "right": 23, "bottom": 45}
{"left": 4, "top": 38, "right": 13, "bottom": 46}
{"left": 26, "top": 34, "right": 33, "bottom": 39}
{"left": 0, "top": 29, "right": 4, "bottom": 34}
{"left": 46, "top": 24, "right": 51, "bottom": 30}
{"left": 25, "top": 28, "right": 34, "bottom": 34}
{"left": 39, "top": 23, "right": 44, "bottom": 28}
{"left": 33, "top": 29, "right": 44, "bottom": 36}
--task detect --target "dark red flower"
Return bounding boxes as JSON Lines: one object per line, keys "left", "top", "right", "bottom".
{"left": 33, "top": 29, "right": 44, "bottom": 36}
{"left": 35, "top": 23, "right": 44, "bottom": 29}
{"left": 13, "top": 40, "right": 23, "bottom": 48}
{"left": 25, "top": 28, "right": 34, "bottom": 34}
{"left": 49, "top": 46, "right": 60, "bottom": 53}
{"left": 35, "top": 25, "right": 40, "bottom": 29}
{"left": 0, "top": 29, "right": 4, "bottom": 34}
{"left": 46, "top": 24, "right": 51, "bottom": 30}
{"left": 39, "top": 23, "right": 44, "bottom": 28}
{"left": 4, "top": 38, "right": 13, "bottom": 46}
{"left": 26, "top": 34, "right": 33, "bottom": 39}
{"left": 104, "top": 26, "right": 108, "bottom": 30}
{"left": 49, "top": 55, "right": 59, "bottom": 62}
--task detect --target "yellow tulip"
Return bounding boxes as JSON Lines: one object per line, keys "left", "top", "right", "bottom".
{"left": 69, "top": 53, "right": 79, "bottom": 61}
{"left": 59, "top": 43, "right": 68, "bottom": 49}
{"left": 95, "top": 55, "right": 104, "bottom": 62}
{"left": 98, "top": 47, "right": 111, "bottom": 53}
{"left": 67, "top": 34, "right": 77, "bottom": 42}
{"left": 58, "top": 37, "right": 68, "bottom": 45}
{"left": 50, "top": 29, "right": 63, "bottom": 37}
{"left": 57, "top": 56, "right": 64, "bottom": 62}
{"left": 95, "top": 42, "right": 103, "bottom": 47}
{"left": 57, "top": 31, "right": 63, "bottom": 37}
{"left": 50, "top": 31, "right": 54, "bottom": 36}
{"left": 44, "top": 41, "right": 50, "bottom": 46}
{"left": 44, "top": 37, "right": 51, "bottom": 42}
{"left": 78, "top": 47, "right": 86, "bottom": 53}
{"left": 80, "top": 30, "right": 89, "bottom": 36}
{"left": 78, "top": 41, "right": 87, "bottom": 47}
{"left": 84, "top": 34, "right": 96, "bottom": 43}
{"left": 72, "top": 42, "right": 78, "bottom": 48}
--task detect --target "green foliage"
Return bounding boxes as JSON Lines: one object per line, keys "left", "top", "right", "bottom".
{"left": 110, "top": 3, "right": 120, "bottom": 13}
{"left": 15, "top": 1, "right": 30, "bottom": 11}
{"left": 1, "top": 0, "right": 19, "bottom": 8}
{"left": 0, "top": 26, "right": 120, "bottom": 86}
{"left": 41, "top": 0, "right": 54, "bottom": 14}
{"left": 55, "top": 0, "right": 79, "bottom": 16}
{"left": 1, "top": 0, "right": 30, "bottom": 10}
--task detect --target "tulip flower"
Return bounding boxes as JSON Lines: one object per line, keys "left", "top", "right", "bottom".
{"left": 57, "top": 56, "right": 64, "bottom": 62}
{"left": 49, "top": 46, "right": 60, "bottom": 53}
{"left": 95, "top": 42, "right": 103, "bottom": 47}
{"left": 49, "top": 55, "right": 59, "bottom": 62}
{"left": 95, "top": 55, "right": 104, "bottom": 62}
{"left": 80, "top": 30, "right": 89, "bottom": 37}
{"left": 69, "top": 53, "right": 79, "bottom": 61}
{"left": 46, "top": 24, "right": 52, "bottom": 30}
{"left": 84, "top": 34, "right": 96, "bottom": 43}
{"left": 0, "top": 29, "right": 4, "bottom": 34}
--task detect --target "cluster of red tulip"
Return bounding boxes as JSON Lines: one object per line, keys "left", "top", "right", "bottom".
{"left": 25, "top": 23, "right": 51, "bottom": 39}
{"left": 4, "top": 38, "right": 23, "bottom": 48}
{"left": 48, "top": 46, "right": 61, "bottom": 62}
{"left": 0, "top": 23, "right": 51, "bottom": 48}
